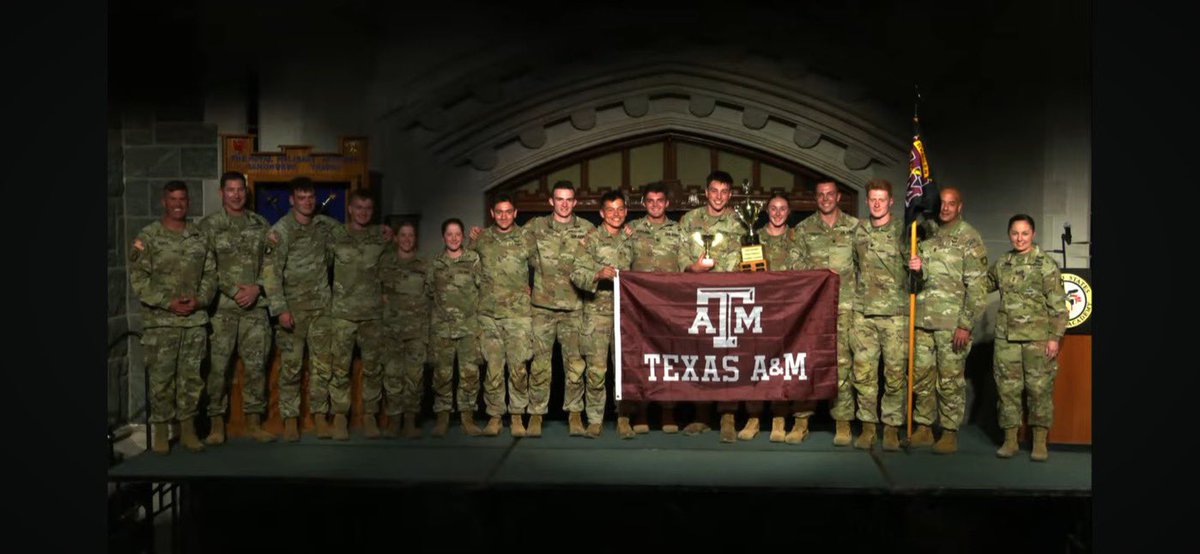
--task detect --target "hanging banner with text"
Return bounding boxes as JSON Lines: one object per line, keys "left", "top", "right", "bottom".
{"left": 614, "top": 270, "right": 839, "bottom": 402}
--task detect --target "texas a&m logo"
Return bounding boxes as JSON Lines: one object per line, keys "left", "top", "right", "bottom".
{"left": 687, "top": 287, "right": 763, "bottom": 348}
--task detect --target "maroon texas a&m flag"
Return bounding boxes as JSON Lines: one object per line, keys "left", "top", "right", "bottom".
{"left": 614, "top": 270, "right": 839, "bottom": 402}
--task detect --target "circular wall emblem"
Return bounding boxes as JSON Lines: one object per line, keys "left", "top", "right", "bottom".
{"left": 1062, "top": 272, "right": 1093, "bottom": 328}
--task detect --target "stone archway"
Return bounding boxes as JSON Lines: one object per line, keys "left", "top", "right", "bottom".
{"left": 379, "top": 60, "right": 910, "bottom": 247}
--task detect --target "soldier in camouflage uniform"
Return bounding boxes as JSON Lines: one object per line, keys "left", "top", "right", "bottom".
{"left": 907, "top": 186, "right": 989, "bottom": 454}
{"left": 199, "top": 172, "right": 275, "bottom": 445}
{"left": 308, "top": 190, "right": 394, "bottom": 441}
{"left": 570, "top": 190, "right": 633, "bottom": 438}
{"left": 129, "top": 181, "right": 217, "bottom": 454}
{"left": 261, "top": 178, "right": 339, "bottom": 442}
{"left": 740, "top": 194, "right": 797, "bottom": 442}
{"left": 789, "top": 180, "right": 860, "bottom": 446}
{"left": 467, "top": 195, "right": 536, "bottom": 437}
{"left": 849, "top": 180, "right": 909, "bottom": 452}
{"left": 380, "top": 221, "right": 430, "bottom": 439}
{"left": 676, "top": 171, "right": 746, "bottom": 443}
{"left": 625, "top": 183, "right": 686, "bottom": 434}
{"left": 426, "top": 218, "right": 484, "bottom": 438}
{"left": 987, "top": 214, "right": 1068, "bottom": 462}
{"left": 527, "top": 181, "right": 594, "bottom": 436}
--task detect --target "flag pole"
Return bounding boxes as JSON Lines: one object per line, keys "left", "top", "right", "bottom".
{"left": 906, "top": 85, "right": 921, "bottom": 441}
{"left": 907, "top": 221, "right": 917, "bottom": 439}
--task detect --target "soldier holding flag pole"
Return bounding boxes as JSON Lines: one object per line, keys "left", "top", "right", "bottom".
{"left": 905, "top": 90, "right": 989, "bottom": 454}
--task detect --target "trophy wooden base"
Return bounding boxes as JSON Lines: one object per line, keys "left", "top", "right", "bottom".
{"left": 740, "top": 244, "right": 766, "bottom": 272}
{"left": 740, "top": 260, "right": 767, "bottom": 272}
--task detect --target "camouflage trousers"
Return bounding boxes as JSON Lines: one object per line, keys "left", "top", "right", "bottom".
{"left": 912, "top": 328, "right": 971, "bottom": 430}
{"left": 575, "top": 311, "right": 615, "bottom": 424}
{"left": 205, "top": 307, "right": 270, "bottom": 417}
{"left": 309, "top": 317, "right": 386, "bottom": 416}
{"left": 479, "top": 314, "right": 532, "bottom": 417}
{"left": 828, "top": 309, "right": 855, "bottom": 421}
{"left": 382, "top": 332, "right": 426, "bottom": 416}
{"left": 274, "top": 308, "right": 324, "bottom": 419}
{"left": 429, "top": 333, "right": 482, "bottom": 413}
{"left": 994, "top": 337, "right": 1059, "bottom": 429}
{"left": 142, "top": 326, "right": 206, "bottom": 424}
{"left": 531, "top": 306, "right": 584, "bottom": 416}
{"left": 850, "top": 312, "right": 908, "bottom": 426}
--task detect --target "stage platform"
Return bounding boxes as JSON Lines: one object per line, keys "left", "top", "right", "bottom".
{"left": 107, "top": 421, "right": 1091, "bottom": 552}
{"left": 109, "top": 421, "right": 1089, "bottom": 495}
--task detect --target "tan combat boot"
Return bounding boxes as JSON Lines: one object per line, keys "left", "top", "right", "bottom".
{"left": 586, "top": 422, "right": 602, "bottom": 438}
{"left": 179, "top": 418, "right": 205, "bottom": 452}
{"left": 526, "top": 415, "right": 543, "bottom": 438}
{"left": 996, "top": 427, "right": 1019, "bottom": 458}
{"left": 784, "top": 416, "right": 809, "bottom": 444}
{"left": 331, "top": 414, "right": 350, "bottom": 441}
{"left": 314, "top": 413, "right": 331, "bottom": 439}
{"left": 661, "top": 406, "right": 679, "bottom": 434}
{"left": 460, "top": 412, "right": 482, "bottom": 436}
{"left": 1030, "top": 427, "right": 1050, "bottom": 462}
{"left": 402, "top": 412, "right": 421, "bottom": 439}
{"left": 909, "top": 424, "right": 934, "bottom": 447}
{"left": 833, "top": 420, "right": 852, "bottom": 446}
{"left": 683, "top": 404, "right": 711, "bottom": 436}
{"left": 854, "top": 422, "right": 876, "bottom": 450}
{"left": 283, "top": 417, "right": 300, "bottom": 442}
{"left": 881, "top": 425, "right": 900, "bottom": 452}
{"left": 510, "top": 414, "right": 526, "bottom": 437}
{"left": 203, "top": 415, "right": 225, "bottom": 446}
{"left": 568, "top": 411, "right": 585, "bottom": 436}
{"left": 769, "top": 417, "right": 787, "bottom": 443}
{"left": 617, "top": 416, "right": 635, "bottom": 439}
{"left": 362, "top": 414, "right": 381, "bottom": 439}
{"left": 431, "top": 412, "right": 450, "bottom": 438}
{"left": 151, "top": 423, "right": 170, "bottom": 455}
{"left": 246, "top": 414, "right": 276, "bottom": 443}
{"left": 632, "top": 411, "right": 650, "bottom": 434}
{"left": 933, "top": 429, "right": 957, "bottom": 454}
{"left": 737, "top": 417, "right": 760, "bottom": 441}
{"left": 482, "top": 416, "right": 503, "bottom": 436}
{"left": 719, "top": 413, "right": 736, "bottom": 443}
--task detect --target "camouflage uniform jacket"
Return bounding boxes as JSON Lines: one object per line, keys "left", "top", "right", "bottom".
{"left": 261, "top": 211, "right": 338, "bottom": 317}
{"left": 526, "top": 215, "right": 594, "bottom": 311}
{"left": 676, "top": 207, "right": 746, "bottom": 272}
{"left": 570, "top": 226, "right": 633, "bottom": 315}
{"left": 329, "top": 224, "right": 392, "bottom": 322}
{"left": 129, "top": 220, "right": 217, "bottom": 328}
{"left": 198, "top": 209, "right": 270, "bottom": 313}
{"left": 381, "top": 254, "right": 430, "bottom": 342}
{"left": 469, "top": 225, "right": 535, "bottom": 319}
{"left": 988, "top": 246, "right": 1068, "bottom": 341}
{"left": 914, "top": 219, "right": 988, "bottom": 332}
{"left": 755, "top": 225, "right": 794, "bottom": 271}
{"left": 853, "top": 218, "right": 909, "bottom": 317}
{"left": 790, "top": 210, "right": 860, "bottom": 311}
{"left": 425, "top": 249, "right": 482, "bottom": 339}
{"left": 627, "top": 217, "right": 686, "bottom": 272}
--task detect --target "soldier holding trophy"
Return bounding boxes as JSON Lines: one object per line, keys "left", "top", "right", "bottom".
{"left": 676, "top": 171, "right": 746, "bottom": 442}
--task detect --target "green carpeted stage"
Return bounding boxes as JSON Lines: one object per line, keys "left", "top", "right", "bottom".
{"left": 109, "top": 421, "right": 1089, "bottom": 494}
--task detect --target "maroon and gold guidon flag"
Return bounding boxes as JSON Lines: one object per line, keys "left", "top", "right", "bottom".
{"left": 614, "top": 270, "right": 840, "bottom": 402}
